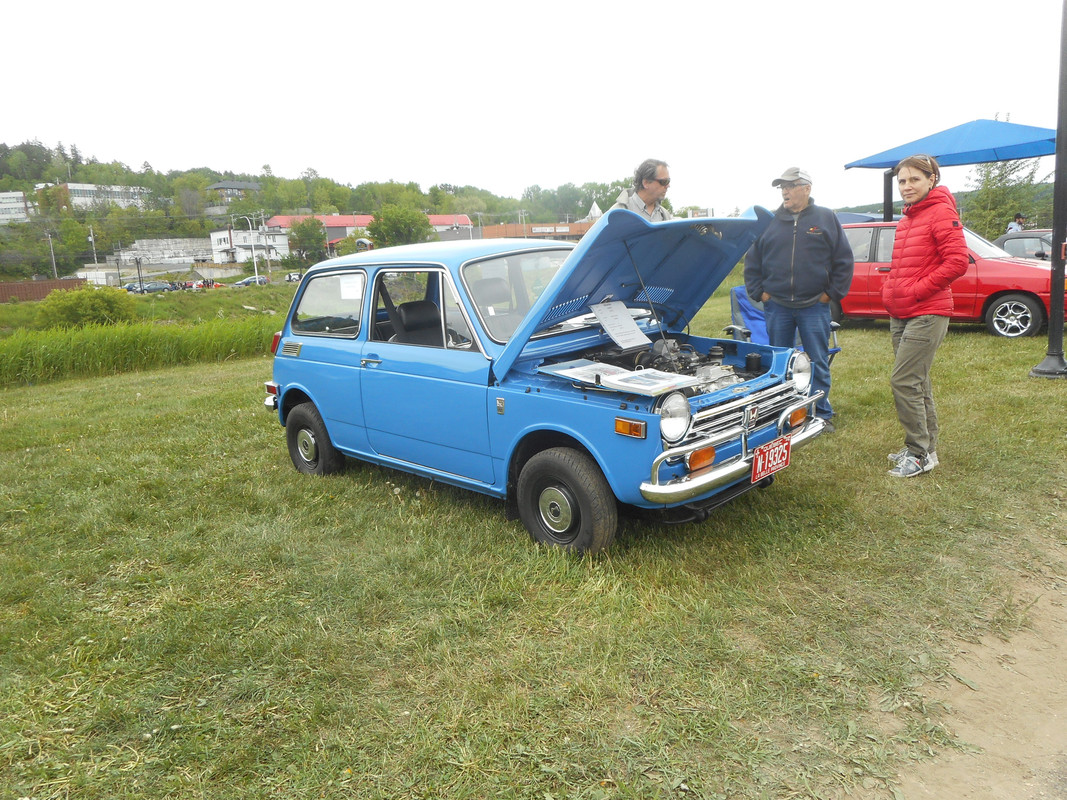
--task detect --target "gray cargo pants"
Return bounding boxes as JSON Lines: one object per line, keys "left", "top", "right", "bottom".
{"left": 889, "top": 314, "right": 950, "bottom": 458}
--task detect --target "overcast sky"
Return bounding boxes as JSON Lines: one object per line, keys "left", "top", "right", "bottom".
{"left": 6, "top": 0, "right": 1063, "bottom": 216}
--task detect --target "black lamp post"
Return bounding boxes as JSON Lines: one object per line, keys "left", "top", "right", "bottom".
{"left": 1030, "top": 0, "right": 1067, "bottom": 378}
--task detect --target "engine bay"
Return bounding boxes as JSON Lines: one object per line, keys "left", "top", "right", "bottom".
{"left": 564, "top": 336, "right": 770, "bottom": 396}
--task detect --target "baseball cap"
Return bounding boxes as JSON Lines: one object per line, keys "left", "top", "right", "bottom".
{"left": 772, "top": 167, "right": 812, "bottom": 187}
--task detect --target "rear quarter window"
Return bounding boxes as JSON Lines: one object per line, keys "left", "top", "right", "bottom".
{"left": 291, "top": 272, "right": 366, "bottom": 336}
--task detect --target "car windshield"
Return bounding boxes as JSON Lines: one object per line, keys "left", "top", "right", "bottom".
{"left": 965, "top": 228, "right": 1012, "bottom": 259}
{"left": 462, "top": 249, "right": 571, "bottom": 342}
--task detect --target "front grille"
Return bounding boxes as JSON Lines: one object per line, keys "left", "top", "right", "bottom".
{"left": 687, "top": 382, "right": 799, "bottom": 442}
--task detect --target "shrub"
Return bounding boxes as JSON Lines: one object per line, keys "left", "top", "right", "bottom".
{"left": 35, "top": 285, "right": 137, "bottom": 329}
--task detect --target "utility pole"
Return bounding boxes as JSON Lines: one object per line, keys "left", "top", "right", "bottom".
{"left": 46, "top": 232, "right": 58, "bottom": 278}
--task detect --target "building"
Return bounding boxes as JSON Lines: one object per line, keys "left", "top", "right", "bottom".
{"left": 428, "top": 214, "right": 474, "bottom": 240}
{"left": 0, "top": 191, "right": 34, "bottom": 225}
{"left": 205, "top": 181, "right": 261, "bottom": 215}
{"left": 479, "top": 221, "right": 595, "bottom": 241}
{"left": 210, "top": 225, "right": 290, "bottom": 265}
{"left": 35, "top": 182, "right": 150, "bottom": 210}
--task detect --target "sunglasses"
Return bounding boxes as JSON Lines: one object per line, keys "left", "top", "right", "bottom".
{"left": 779, "top": 182, "right": 808, "bottom": 191}
{"left": 650, "top": 177, "right": 670, "bottom": 187}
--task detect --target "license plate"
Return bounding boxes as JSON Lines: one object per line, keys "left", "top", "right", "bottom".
{"left": 752, "top": 436, "right": 791, "bottom": 482}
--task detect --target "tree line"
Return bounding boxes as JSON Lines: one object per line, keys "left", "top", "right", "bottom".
{"left": 0, "top": 139, "right": 1053, "bottom": 279}
{"left": 0, "top": 140, "right": 641, "bottom": 279}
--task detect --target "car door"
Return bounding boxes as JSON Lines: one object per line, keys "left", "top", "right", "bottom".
{"left": 863, "top": 226, "right": 896, "bottom": 316}
{"left": 360, "top": 268, "right": 495, "bottom": 484}
{"left": 842, "top": 226, "right": 874, "bottom": 314}
{"left": 281, "top": 270, "right": 371, "bottom": 454}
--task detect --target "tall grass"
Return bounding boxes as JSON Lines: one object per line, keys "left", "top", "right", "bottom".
{"left": 0, "top": 317, "right": 280, "bottom": 387}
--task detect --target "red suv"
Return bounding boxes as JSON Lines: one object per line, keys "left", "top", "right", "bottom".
{"left": 840, "top": 222, "right": 1061, "bottom": 337}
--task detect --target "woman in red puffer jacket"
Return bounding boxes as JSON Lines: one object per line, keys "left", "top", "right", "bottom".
{"left": 882, "top": 154, "right": 968, "bottom": 478}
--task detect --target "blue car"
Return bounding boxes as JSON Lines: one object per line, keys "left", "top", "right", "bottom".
{"left": 265, "top": 208, "right": 826, "bottom": 553}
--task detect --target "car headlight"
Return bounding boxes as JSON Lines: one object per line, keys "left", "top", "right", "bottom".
{"left": 658, "top": 391, "right": 692, "bottom": 444}
{"left": 788, "top": 351, "right": 812, "bottom": 393}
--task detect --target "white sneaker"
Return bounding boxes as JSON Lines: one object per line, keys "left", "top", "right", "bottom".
{"left": 888, "top": 452, "right": 936, "bottom": 478}
{"left": 888, "top": 448, "right": 938, "bottom": 468}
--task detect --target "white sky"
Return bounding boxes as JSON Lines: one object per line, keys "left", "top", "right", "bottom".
{"left": 6, "top": 0, "right": 1063, "bottom": 215}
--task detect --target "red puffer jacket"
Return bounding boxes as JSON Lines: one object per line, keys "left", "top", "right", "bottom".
{"left": 882, "top": 185, "right": 968, "bottom": 318}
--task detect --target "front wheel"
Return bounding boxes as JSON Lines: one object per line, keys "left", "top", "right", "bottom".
{"left": 286, "top": 402, "right": 345, "bottom": 475}
{"left": 985, "top": 293, "right": 1044, "bottom": 337}
{"left": 517, "top": 447, "right": 617, "bottom": 554}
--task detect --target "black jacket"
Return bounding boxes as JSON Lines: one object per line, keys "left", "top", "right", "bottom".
{"left": 744, "top": 201, "right": 854, "bottom": 308}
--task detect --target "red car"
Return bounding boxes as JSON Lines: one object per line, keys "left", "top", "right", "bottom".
{"left": 839, "top": 221, "right": 1061, "bottom": 337}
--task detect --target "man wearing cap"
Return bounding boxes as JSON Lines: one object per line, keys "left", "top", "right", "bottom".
{"left": 1006, "top": 212, "right": 1026, "bottom": 233}
{"left": 744, "top": 167, "right": 854, "bottom": 431}
{"left": 610, "top": 159, "right": 673, "bottom": 221}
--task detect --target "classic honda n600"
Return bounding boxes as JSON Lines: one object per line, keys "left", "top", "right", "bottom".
{"left": 266, "top": 209, "right": 826, "bottom": 553}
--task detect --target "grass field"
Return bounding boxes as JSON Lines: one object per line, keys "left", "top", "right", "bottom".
{"left": 1, "top": 283, "right": 1065, "bottom": 799}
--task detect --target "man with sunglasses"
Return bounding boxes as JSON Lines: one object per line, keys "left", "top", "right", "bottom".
{"left": 744, "top": 167, "right": 854, "bottom": 432}
{"left": 610, "top": 159, "right": 673, "bottom": 221}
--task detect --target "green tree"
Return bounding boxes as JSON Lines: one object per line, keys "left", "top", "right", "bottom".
{"left": 288, "top": 217, "right": 327, "bottom": 264}
{"left": 35, "top": 285, "right": 137, "bottom": 328}
{"left": 961, "top": 158, "right": 1051, "bottom": 240}
{"left": 367, "top": 205, "right": 433, "bottom": 248}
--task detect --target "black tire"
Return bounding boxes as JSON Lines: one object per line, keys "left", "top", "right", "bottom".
{"left": 286, "top": 402, "right": 345, "bottom": 475}
{"left": 985, "top": 293, "right": 1044, "bottom": 338}
{"left": 516, "top": 447, "right": 617, "bottom": 553}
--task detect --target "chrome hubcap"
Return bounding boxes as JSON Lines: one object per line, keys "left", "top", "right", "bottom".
{"left": 296, "top": 429, "right": 318, "bottom": 464}
{"left": 537, "top": 486, "right": 574, "bottom": 534}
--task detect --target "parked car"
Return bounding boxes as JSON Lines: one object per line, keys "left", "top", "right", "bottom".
{"left": 285, "top": 272, "right": 303, "bottom": 283}
{"left": 993, "top": 229, "right": 1053, "bottom": 260}
{"left": 265, "top": 209, "right": 827, "bottom": 553}
{"left": 840, "top": 221, "right": 1063, "bottom": 337}
{"left": 233, "top": 275, "right": 270, "bottom": 287}
{"left": 139, "top": 281, "right": 174, "bottom": 293}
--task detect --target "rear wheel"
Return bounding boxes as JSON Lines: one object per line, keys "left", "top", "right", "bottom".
{"left": 985, "top": 293, "right": 1043, "bottom": 337}
{"left": 286, "top": 403, "right": 345, "bottom": 475}
{"left": 517, "top": 447, "right": 617, "bottom": 554}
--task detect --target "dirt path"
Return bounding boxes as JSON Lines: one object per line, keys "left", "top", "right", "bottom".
{"left": 887, "top": 545, "right": 1067, "bottom": 799}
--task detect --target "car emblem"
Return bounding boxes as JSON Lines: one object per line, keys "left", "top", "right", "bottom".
{"left": 746, "top": 404, "right": 760, "bottom": 425}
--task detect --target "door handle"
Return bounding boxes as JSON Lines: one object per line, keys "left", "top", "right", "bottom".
{"left": 361, "top": 357, "right": 382, "bottom": 367}
{"left": 876, "top": 267, "right": 891, "bottom": 273}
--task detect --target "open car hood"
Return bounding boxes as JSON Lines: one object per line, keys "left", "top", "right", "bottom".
{"left": 493, "top": 206, "right": 773, "bottom": 382}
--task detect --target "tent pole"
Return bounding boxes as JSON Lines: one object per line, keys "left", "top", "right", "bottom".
{"left": 883, "top": 170, "right": 894, "bottom": 222}
{"left": 1031, "top": 0, "right": 1067, "bottom": 378}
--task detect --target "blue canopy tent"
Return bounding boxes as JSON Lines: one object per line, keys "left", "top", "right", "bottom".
{"left": 844, "top": 119, "right": 1057, "bottom": 222}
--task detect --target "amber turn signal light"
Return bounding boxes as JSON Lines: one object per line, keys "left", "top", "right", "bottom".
{"left": 614, "top": 418, "right": 646, "bottom": 438}
{"left": 686, "top": 446, "right": 716, "bottom": 472}
{"left": 788, "top": 408, "right": 808, "bottom": 429}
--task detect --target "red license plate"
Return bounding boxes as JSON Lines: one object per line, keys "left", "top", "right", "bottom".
{"left": 752, "top": 436, "right": 791, "bottom": 482}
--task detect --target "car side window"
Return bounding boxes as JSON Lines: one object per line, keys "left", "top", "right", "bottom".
{"left": 875, "top": 228, "right": 896, "bottom": 262}
{"left": 844, "top": 228, "right": 872, "bottom": 262}
{"left": 371, "top": 270, "right": 474, "bottom": 349}
{"left": 291, "top": 272, "right": 365, "bottom": 336}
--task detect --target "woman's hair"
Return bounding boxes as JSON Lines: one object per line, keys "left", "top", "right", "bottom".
{"left": 893, "top": 154, "right": 940, "bottom": 185}
{"left": 633, "top": 159, "right": 668, "bottom": 191}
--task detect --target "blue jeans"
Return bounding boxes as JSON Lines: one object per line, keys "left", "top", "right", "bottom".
{"left": 764, "top": 299, "right": 834, "bottom": 419}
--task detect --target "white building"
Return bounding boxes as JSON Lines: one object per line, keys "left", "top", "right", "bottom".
{"left": 35, "top": 182, "right": 150, "bottom": 210}
{"left": 0, "top": 191, "right": 34, "bottom": 224}
{"left": 210, "top": 226, "right": 290, "bottom": 265}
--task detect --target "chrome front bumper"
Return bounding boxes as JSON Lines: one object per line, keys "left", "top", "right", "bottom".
{"left": 639, "top": 393, "right": 825, "bottom": 505}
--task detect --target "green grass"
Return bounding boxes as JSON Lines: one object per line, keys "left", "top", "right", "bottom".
{"left": 0, "top": 283, "right": 297, "bottom": 338}
{"left": 1, "top": 283, "right": 1065, "bottom": 799}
